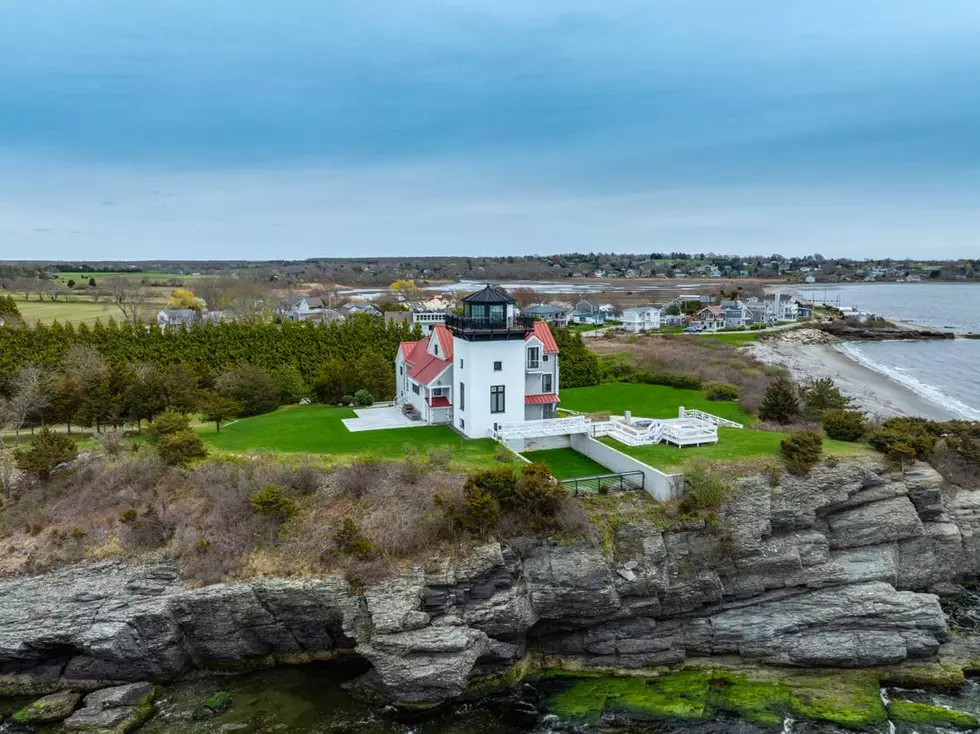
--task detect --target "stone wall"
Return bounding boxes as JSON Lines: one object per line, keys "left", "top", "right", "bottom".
{"left": 2, "top": 461, "right": 979, "bottom": 706}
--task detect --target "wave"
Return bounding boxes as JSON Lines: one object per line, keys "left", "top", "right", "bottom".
{"left": 836, "top": 342, "right": 980, "bottom": 422}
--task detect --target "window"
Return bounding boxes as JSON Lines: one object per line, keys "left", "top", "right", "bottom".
{"left": 460, "top": 418, "right": 465, "bottom": 430}
{"left": 543, "top": 354, "right": 549, "bottom": 362}
{"left": 490, "top": 385, "right": 505, "bottom": 414}
{"left": 459, "top": 382, "right": 465, "bottom": 411}
{"left": 459, "top": 358, "right": 464, "bottom": 369}
{"left": 493, "top": 361, "right": 502, "bottom": 371}
{"left": 433, "top": 343, "right": 438, "bottom": 355}
{"left": 412, "top": 383, "right": 420, "bottom": 395}
{"left": 527, "top": 347, "right": 540, "bottom": 369}
{"left": 399, "top": 365, "right": 403, "bottom": 374}
{"left": 542, "top": 374, "right": 553, "bottom": 393}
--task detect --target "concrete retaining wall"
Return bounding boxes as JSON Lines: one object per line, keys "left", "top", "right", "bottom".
{"left": 570, "top": 434, "right": 684, "bottom": 502}
{"left": 523, "top": 434, "right": 572, "bottom": 451}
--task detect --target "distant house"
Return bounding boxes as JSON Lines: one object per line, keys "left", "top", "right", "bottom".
{"left": 670, "top": 294, "right": 710, "bottom": 309}
{"left": 523, "top": 304, "right": 569, "bottom": 328}
{"left": 410, "top": 307, "right": 450, "bottom": 334}
{"left": 621, "top": 306, "right": 662, "bottom": 333}
{"left": 570, "top": 300, "right": 605, "bottom": 325}
{"left": 720, "top": 300, "right": 752, "bottom": 329}
{"left": 662, "top": 313, "right": 688, "bottom": 328}
{"left": 157, "top": 309, "right": 201, "bottom": 330}
{"left": 695, "top": 306, "right": 726, "bottom": 331}
{"left": 343, "top": 302, "right": 382, "bottom": 318}
{"left": 278, "top": 295, "right": 324, "bottom": 322}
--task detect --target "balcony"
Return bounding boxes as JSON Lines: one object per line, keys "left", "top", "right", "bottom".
{"left": 445, "top": 313, "right": 534, "bottom": 341}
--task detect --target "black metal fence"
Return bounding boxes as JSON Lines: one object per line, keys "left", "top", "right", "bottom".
{"left": 560, "top": 471, "right": 645, "bottom": 495}
{"left": 444, "top": 313, "right": 535, "bottom": 332}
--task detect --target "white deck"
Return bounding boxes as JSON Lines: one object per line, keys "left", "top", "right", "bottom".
{"left": 342, "top": 406, "right": 423, "bottom": 432}
{"left": 493, "top": 408, "right": 741, "bottom": 447}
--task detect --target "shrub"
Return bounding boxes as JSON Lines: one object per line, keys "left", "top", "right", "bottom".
{"left": 119, "top": 505, "right": 172, "bottom": 549}
{"left": 249, "top": 484, "right": 298, "bottom": 522}
{"left": 426, "top": 445, "right": 453, "bottom": 469}
{"left": 868, "top": 417, "right": 938, "bottom": 459}
{"left": 156, "top": 429, "right": 208, "bottom": 466}
{"left": 634, "top": 370, "right": 702, "bottom": 390}
{"left": 96, "top": 430, "right": 126, "bottom": 457}
{"left": 340, "top": 394, "right": 354, "bottom": 406}
{"left": 758, "top": 376, "right": 801, "bottom": 424}
{"left": 800, "top": 377, "right": 853, "bottom": 418}
{"left": 331, "top": 456, "right": 382, "bottom": 498}
{"left": 333, "top": 517, "right": 374, "bottom": 558}
{"left": 146, "top": 408, "right": 191, "bottom": 440}
{"left": 679, "top": 457, "right": 729, "bottom": 514}
{"left": 198, "top": 391, "right": 241, "bottom": 433}
{"left": 14, "top": 428, "right": 78, "bottom": 484}
{"left": 437, "top": 485, "right": 501, "bottom": 538}
{"left": 352, "top": 390, "right": 374, "bottom": 407}
{"left": 705, "top": 382, "right": 740, "bottom": 401}
{"left": 822, "top": 409, "right": 866, "bottom": 442}
{"left": 780, "top": 431, "right": 823, "bottom": 474}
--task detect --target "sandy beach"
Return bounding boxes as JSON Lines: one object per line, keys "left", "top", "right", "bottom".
{"left": 749, "top": 340, "right": 960, "bottom": 421}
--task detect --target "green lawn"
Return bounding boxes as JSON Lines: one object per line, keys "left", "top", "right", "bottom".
{"left": 560, "top": 383, "right": 752, "bottom": 425}
{"left": 603, "top": 427, "right": 874, "bottom": 470}
{"left": 14, "top": 298, "right": 120, "bottom": 326}
{"left": 198, "top": 405, "right": 499, "bottom": 468}
{"left": 522, "top": 447, "right": 611, "bottom": 479}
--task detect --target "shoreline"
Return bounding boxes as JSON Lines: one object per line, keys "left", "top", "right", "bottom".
{"left": 749, "top": 340, "right": 961, "bottom": 421}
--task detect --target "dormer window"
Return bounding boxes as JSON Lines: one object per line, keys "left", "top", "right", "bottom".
{"left": 527, "top": 346, "right": 540, "bottom": 370}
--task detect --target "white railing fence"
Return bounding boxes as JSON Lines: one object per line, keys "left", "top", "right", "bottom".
{"left": 679, "top": 407, "right": 744, "bottom": 429}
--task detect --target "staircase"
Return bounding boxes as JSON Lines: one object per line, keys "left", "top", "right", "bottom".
{"left": 402, "top": 403, "right": 422, "bottom": 421}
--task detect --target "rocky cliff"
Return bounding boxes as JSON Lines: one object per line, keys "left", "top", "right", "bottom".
{"left": 3, "top": 461, "right": 979, "bottom": 706}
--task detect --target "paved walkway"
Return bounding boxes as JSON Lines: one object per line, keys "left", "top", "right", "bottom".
{"left": 342, "top": 406, "right": 423, "bottom": 432}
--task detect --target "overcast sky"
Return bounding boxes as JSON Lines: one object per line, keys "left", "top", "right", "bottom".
{"left": 1, "top": 0, "right": 979, "bottom": 260}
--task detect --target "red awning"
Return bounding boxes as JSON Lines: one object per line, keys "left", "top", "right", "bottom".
{"left": 525, "top": 393, "right": 560, "bottom": 405}
{"left": 426, "top": 396, "right": 452, "bottom": 408}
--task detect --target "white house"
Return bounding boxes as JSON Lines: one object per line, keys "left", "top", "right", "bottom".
{"left": 395, "top": 285, "right": 560, "bottom": 439}
{"left": 278, "top": 296, "right": 323, "bottom": 321}
{"left": 621, "top": 306, "right": 662, "bottom": 333}
{"left": 410, "top": 307, "right": 450, "bottom": 334}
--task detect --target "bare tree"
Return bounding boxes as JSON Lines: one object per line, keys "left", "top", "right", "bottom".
{"left": 0, "top": 449, "right": 15, "bottom": 500}
{"left": 1, "top": 365, "right": 50, "bottom": 441}
{"left": 222, "top": 281, "right": 272, "bottom": 324}
{"left": 38, "top": 278, "right": 62, "bottom": 302}
{"left": 108, "top": 277, "right": 151, "bottom": 325}
{"left": 197, "top": 276, "right": 236, "bottom": 311}
{"left": 13, "top": 278, "right": 34, "bottom": 300}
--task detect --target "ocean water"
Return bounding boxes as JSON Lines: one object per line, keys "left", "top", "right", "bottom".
{"left": 798, "top": 283, "right": 980, "bottom": 420}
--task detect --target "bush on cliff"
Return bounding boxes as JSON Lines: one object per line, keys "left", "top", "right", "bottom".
{"left": 758, "top": 376, "right": 801, "bottom": 424}
{"left": 679, "top": 457, "right": 729, "bottom": 515}
{"left": 822, "top": 409, "right": 867, "bottom": 442}
{"left": 780, "top": 431, "right": 823, "bottom": 474}
{"left": 868, "top": 417, "right": 937, "bottom": 459}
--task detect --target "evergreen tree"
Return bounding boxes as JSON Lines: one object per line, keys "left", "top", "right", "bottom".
{"left": 759, "top": 376, "right": 801, "bottom": 424}
{"left": 199, "top": 391, "right": 241, "bottom": 432}
{"left": 14, "top": 428, "right": 78, "bottom": 483}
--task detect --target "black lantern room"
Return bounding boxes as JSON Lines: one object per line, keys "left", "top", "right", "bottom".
{"left": 445, "top": 284, "right": 533, "bottom": 341}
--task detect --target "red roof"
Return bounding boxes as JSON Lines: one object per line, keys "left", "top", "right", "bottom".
{"left": 408, "top": 353, "right": 451, "bottom": 386}
{"left": 432, "top": 325, "right": 454, "bottom": 361}
{"left": 527, "top": 321, "right": 559, "bottom": 354}
{"left": 399, "top": 341, "right": 416, "bottom": 360}
{"left": 426, "top": 396, "right": 451, "bottom": 408}
{"left": 525, "top": 393, "right": 560, "bottom": 405}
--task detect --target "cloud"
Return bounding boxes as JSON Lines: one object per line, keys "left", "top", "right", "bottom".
{"left": 0, "top": 0, "right": 979, "bottom": 257}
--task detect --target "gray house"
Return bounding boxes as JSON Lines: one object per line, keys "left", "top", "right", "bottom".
{"left": 523, "top": 304, "right": 569, "bottom": 327}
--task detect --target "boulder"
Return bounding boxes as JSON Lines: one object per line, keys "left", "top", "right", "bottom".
{"left": 824, "top": 496, "right": 925, "bottom": 549}
{"left": 12, "top": 690, "right": 81, "bottom": 724}
{"left": 64, "top": 682, "right": 156, "bottom": 732}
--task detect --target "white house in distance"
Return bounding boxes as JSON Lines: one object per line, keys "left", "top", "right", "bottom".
{"left": 395, "top": 285, "right": 560, "bottom": 439}
{"left": 621, "top": 306, "right": 662, "bottom": 333}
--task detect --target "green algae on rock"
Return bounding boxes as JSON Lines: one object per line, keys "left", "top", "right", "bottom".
{"left": 12, "top": 690, "right": 81, "bottom": 724}
{"left": 541, "top": 669, "right": 890, "bottom": 729}
{"left": 888, "top": 700, "right": 980, "bottom": 729}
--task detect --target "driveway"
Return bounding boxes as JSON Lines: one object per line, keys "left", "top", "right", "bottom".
{"left": 342, "top": 406, "right": 422, "bottom": 432}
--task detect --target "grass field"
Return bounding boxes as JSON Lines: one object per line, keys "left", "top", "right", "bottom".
{"left": 13, "top": 298, "right": 122, "bottom": 326}
{"left": 701, "top": 331, "right": 760, "bottom": 344}
{"left": 522, "top": 447, "right": 611, "bottom": 479}
{"left": 56, "top": 271, "right": 208, "bottom": 281}
{"left": 560, "top": 382, "right": 752, "bottom": 425}
{"left": 199, "top": 405, "right": 499, "bottom": 469}
{"left": 602, "top": 428, "right": 874, "bottom": 470}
